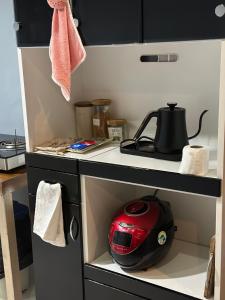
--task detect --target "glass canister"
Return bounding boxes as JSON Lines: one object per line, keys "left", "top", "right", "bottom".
{"left": 92, "top": 99, "right": 112, "bottom": 138}
{"left": 107, "top": 119, "right": 127, "bottom": 143}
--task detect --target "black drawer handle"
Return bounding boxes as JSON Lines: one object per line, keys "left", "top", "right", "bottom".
{"left": 44, "top": 180, "right": 60, "bottom": 185}
{"left": 14, "top": 22, "right": 21, "bottom": 31}
{"left": 70, "top": 216, "right": 79, "bottom": 241}
{"left": 39, "top": 180, "right": 65, "bottom": 190}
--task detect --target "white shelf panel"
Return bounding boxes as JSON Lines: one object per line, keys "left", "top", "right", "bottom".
{"left": 33, "top": 145, "right": 220, "bottom": 197}
{"left": 90, "top": 148, "right": 218, "bottom": 179}
{"left": 91, "top": 239, "right": 209, "bottom": 300}
{"left": 34, "top": 144, "right": 218, "bottom": 179}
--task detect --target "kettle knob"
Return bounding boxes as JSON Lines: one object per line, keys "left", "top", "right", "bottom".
{"left": 167, "top": 102, "right": 178, "bottom": 111}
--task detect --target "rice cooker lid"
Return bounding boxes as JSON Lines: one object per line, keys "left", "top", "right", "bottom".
{"left": 125, "top": 201, "right": 149, "bottom": 215}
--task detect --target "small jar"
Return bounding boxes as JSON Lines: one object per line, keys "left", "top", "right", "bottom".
{"left": 107, "top": 119, "right": 127, "bottom": 143}
{"left": 92, "top": 99, "right": 112, "bottom": 139}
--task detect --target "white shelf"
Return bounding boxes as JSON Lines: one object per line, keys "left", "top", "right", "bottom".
{"left": 36, "top": 145, "right": 218, "bottom": 179}
{"left": 89, "top": 147, "right": 218, "bottom": 179}
{"left": 79, "top": 147, "right": 220, "bottom": 197}
{"left": 91, "top": 239, "right": 209, "bottom": 300}
{"left": 33, "top": 144, "right": 220, "bottom": 196}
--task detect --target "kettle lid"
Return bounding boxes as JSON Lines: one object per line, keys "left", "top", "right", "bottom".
{"left": 161, "top": 102, "right": 185, "bottom": 112}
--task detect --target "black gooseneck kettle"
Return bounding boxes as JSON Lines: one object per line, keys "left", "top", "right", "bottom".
{"left": 134, "top": 103, "right": 208, "bottom": 154}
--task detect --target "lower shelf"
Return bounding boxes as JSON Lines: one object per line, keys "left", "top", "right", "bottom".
{"left": 90, "top": 239, "right": 209, "bottom": 300}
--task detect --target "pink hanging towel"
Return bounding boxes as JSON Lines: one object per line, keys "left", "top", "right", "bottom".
{"left": 47, "top": 0, "right": 86, "bottom": 101}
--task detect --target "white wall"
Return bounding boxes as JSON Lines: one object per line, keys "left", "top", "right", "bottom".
{"left": 0, "top": 0, "right": 24, "bottom": 135}
{"left": 19, "top": 48, "right": 78, "bottom": 150}
{"left": 20, "top": 40, "right": 221, "bottom": 153}
{"left": 78, "top": 41, "right": 221, "bottom": 141}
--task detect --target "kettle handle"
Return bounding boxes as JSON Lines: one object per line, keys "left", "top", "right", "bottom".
{"left": 133, "top": 111, "right": 159, "bottom": 141}
{"left": 188, "top": 110, "right": 208, "bottom": 140}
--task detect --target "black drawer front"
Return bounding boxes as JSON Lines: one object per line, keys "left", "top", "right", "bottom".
{"left": 29, "top": 196, "right": 83, "bottom": 300}
{"left": 84, "top": 265, "right": 199, "bottom": 300}
{"left": 27, "top": 167, "right": 80, "bottom": 204}
{"left": 85, "top": 279, "right": 146, "bottom": 300}
{"left": 26, "top": 153, "right": 79, "bottom": 174}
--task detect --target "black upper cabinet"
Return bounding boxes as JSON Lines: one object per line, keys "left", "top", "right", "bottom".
{"left": 73, "top": 0, "right": 142, "bottom": 45}
{"left": 143, "top": 0, "right": 225, "bottom": 42}
{"left": 13, "top": 0, "right": 225, "bottom": 46}
{"left": 14, "top": 0, "right": 52, "bottom": 46}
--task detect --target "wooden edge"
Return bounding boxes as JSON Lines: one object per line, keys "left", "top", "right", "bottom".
{"left": 0, "top": 189, "right": 22, "bottom": 300}
{"left": 1, "top": 173, "right": 27, "bottom": 195}
{"left": 81, "top": 176, "right": 89, "bottom": 264}
{"left": 215, "top": 40, "right": 225, "bottom": 300}
{"left": 17, "top": 48, "right": 32, "bottom": 152}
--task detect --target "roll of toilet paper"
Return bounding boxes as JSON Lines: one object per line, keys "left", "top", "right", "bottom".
{"left": 179, "top": 145, "right": 209, "bottom": 176}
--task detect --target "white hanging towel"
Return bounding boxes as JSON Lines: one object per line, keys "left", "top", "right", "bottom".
{"left": 33, "top": 181, "right": 66, "bottom": 247}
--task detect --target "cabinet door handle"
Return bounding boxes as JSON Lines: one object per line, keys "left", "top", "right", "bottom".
{"left": 14, "top": 22, "right": 21, "bottom": 32}
{"left": 215, "top": 4, "right": 225, "bottom": 18}
{"left": 74, "top": 18, "right": 79, "bottom": 28}
{"left": 70, "top": 216, "right": 79, "bottom": 241}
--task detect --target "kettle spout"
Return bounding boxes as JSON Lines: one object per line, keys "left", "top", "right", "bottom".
{"left": 188, "top": 110, "right": 208, "bottom": 140}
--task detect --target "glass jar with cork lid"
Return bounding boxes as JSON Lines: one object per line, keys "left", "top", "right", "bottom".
{"left": 92, "top": 99, "right": 112, "bottom": 138}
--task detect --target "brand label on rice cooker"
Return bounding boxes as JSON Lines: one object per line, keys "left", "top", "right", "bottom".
{"left": 158, "top": 231, "right": 167, "bottom": 245}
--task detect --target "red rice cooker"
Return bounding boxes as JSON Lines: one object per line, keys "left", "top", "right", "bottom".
{"left": 108, "top": 194, "right": 176, "bottom": 271}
